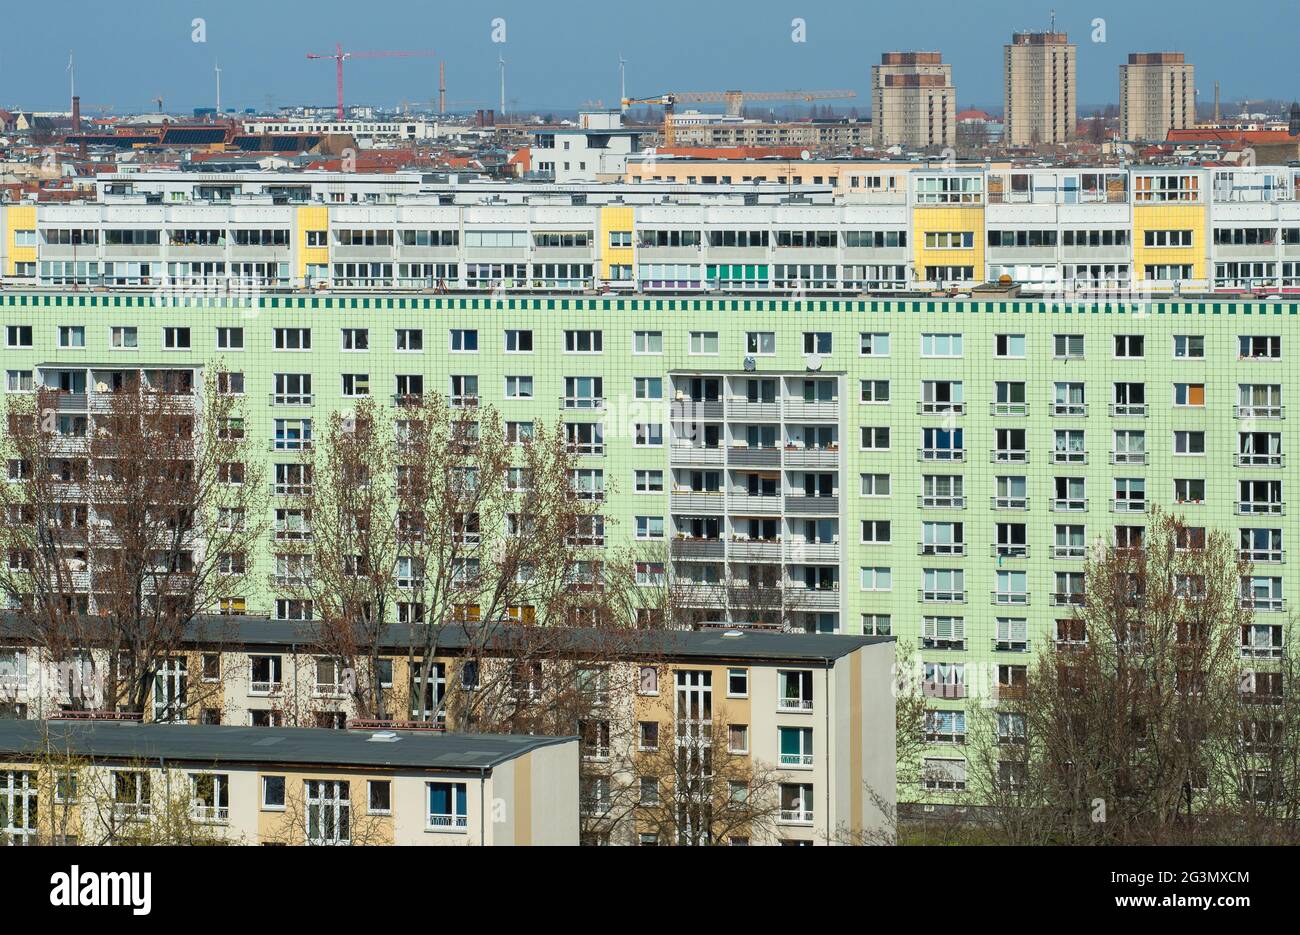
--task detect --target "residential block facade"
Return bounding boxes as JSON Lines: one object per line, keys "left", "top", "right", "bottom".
{"left": 870, "top": 52, "right": 957, "bottom": 150}
{"left": 1120, "top": 52, "right": 1196, "bottom": 143}
{"left": 1003, "top": 32, "right": 1077, "bottom": 147}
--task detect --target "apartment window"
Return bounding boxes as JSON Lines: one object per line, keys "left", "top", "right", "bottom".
{"left": 634, "top": 469, "right": 664, "bottom": 493}
{"left": 860, "top": 473, "right": 890, "bottom": 497}
{"left": 428, "top": 781, "right": 469, "bottom": 830}
{"left": 1174, "top": 431, "right": 1206, "bottom": 456}
{"left": 261, "top": 776, "right": 286, "bottom": 811}
{"left": 1175, "top": 478, "right": 1206, "bottom": 504}
{"left": 689, "top": 331, "right": 719, "bottom": 355}
{"left": 1174, "top": 335, "right": 1204, "bottom": 358}
{"left": 366, "top": 780, "right": 391, "bottom": 816}
{"left": 504, "top": 376, "right": 534, "bottom": 399}
{"left": 922, "top": 568, "right": 965, "bottom": 602}
{"left": 504, "top": 329, "right": 533, "bottom": 353}
{"left": 634, "top": 424, "right": 663, "bottom": 446}
{"left": 859, "top": 380, "right": 890, "bottom": 404}
{"left": 110, "top": 326, "right": 138, "bottom": 349}
{"left": 634, "top": 377, "right": 663, "bottom": 400}
{"left": 216, "top": 326, "right": 244, "bottom": 350}
{"left": 861, "top": 614, "right": 891, "bottom": 636}
{"left": 860, "top": 427, "right": 890, "bottom": 451}
{"left": 861, "top": 520, "right": 891, "bottom": 545}
{"left": 1173, "top": 383, "right": 1205, "bottom": 407}
{"left": 860, "top": 567, "right": 892, "bottom": 591}
{"left": 305, "top": 780, "right": 351, "bottom": 845}
{"left": 158, "top": 327, "right": 190, "bottom": 350}
{"left": 922, "top": 615, "right": 965, "bottom": 649}
{"left": 565, "top": 330, "right": 603, "bottom": 353}
{"left": 341, "top": 328, "right": 369, "bottom": 351}
{"left": 639, "top": 721, "right": 659, "bottom": 751}
{"left": 1114, "top": 335, "right": 1145, "bottom": 358}
{"left": 1054, "top": 334, "right": 1084, "bottom": 358}
{"left": 995, "top": 333, "right": 1025, "bottom": 358}
{"left": 274, "top": 328, "right": 311, "bottom": 351}
{"left": 727, "top": 725, "right": 749, "bottom": 754}
{"left": 633, "top": 330, "right": 662, "bottom": 354}
{"left": 450, "top": 328, "right": 479, "bottom": 352}
{"left": 746, "top": 331, "right": 776, "bottom": 355}
{"left": 341, "top": 373, "right": 370, "bottom": 397}
{"left": 635, "top": 515, "right": 664, "bottom": 540}
{"left": 920, "top": 333, "right": 962, "bottom": 358}
{"left": 1143, "top": 229, "right": 1193, "bottom": 247}
{"left": 58, "top": 326, "right": 86, "bottom": 348}
{"left": 5, "top": 370, "right": 32, "bottom": 393}
{"left": 1239, "top": 335, "right": 1282, "bottom": 359}
{"left": 778, "top": 670, "right": 814, "bottom": 711}
{"left": 860, "top": 332, "right": 890, "bottom": 356}
{"left": 803, "top": 332, "right": 832, "bottom": 354}
{"left": 5, "top": 326, "right": 32, "bottom": 348}
{"left": 727, "top": 668, "right": 748, "bottom": 698}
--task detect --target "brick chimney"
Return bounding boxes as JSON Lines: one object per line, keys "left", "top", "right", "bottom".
{"left": 71, "top": 95, "right": 81, "bottom": 133}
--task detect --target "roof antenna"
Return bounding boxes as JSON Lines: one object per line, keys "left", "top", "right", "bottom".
{"left": 1049, "top": 8, "right": 1056, "bottom": 33}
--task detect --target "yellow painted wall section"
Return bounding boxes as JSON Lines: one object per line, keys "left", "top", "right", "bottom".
{"left": 513, "top": 754, "right": 532, "bottom": 845}
{"left": 1131, "top": 204, "right": 1207, "bottom": 281}
{"left": 599, "top": 205, "right": 634, "bottom": 278}
{"left": 911, "top": 205, "right": 985, "bottom": 281}
{"left": 296, "top": 205, "right": 329, "bottom": 280}
{"left": 6, "top": 204, "right": 36, "bottom": 276}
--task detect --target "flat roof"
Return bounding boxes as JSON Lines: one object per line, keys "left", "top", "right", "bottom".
{"left": 0, "top": 720, "right": 572, "bottom": 771}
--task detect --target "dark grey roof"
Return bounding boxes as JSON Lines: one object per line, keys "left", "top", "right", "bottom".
{"left": 0, "top": 721, "right": 571, "bottom": 772}
{"left": 0, "top": 614, "right": 891, "bottom": 665}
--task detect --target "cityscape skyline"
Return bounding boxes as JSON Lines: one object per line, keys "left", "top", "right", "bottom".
{"left": 2, "top": 0, "right": 1296, "bottom": 115}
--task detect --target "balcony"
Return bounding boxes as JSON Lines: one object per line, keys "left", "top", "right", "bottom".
{"left": 779, "top": 752, "right": 815, "bottom": 768}
{"left": 777, "top": 697, "right": 814, "bottom": 713}
{"left": 785, "top": 541, "right": 839, "bottom": 562}
{"left": 670, "top": 445, "right": 725, "bottom": 466}
{"left": 785, "top": 587, "right": 840, "bottom": 610}
{"left": 918, "top": 401, "right": 966, "bottom": 416}
{"left": 191, "top": 805, "right": 230, "bottom": 824}
{"left": 992, "top": 496, "right": 1029, "bottom": 511}
{"left": 783, "top": 447, "right": 840, "bottom": 469}
{"left": 560, "top": 396, "right": 605, "bottom": 411}
{"left": 670, "top": 491, "right": 725, "bottom": 513}
{"left": 1237, "top": 501, "right": 1285, "bottom": 515}
{"left": 1050, "top": 403, "right": 1087, "bottom": 417}
{"left": 1051, "top": 450, "right": 1087, "bottom": 465}
{"left": 670, "top": 538, "right": 725, "bottom": 560}
{"left": 919, "top": 495, "right": 966, "bottom": 510}
{"left": 784, "top": 495, "right": 839, "bottom": 515}
{"left": 726, "top": 446, "right": 780, "bottom": 467}
{"left": 1235, "top": 453, "right": 1285, "bottom": 468}
{"left": 1111, "top": 499, "right": 1147, "bottom": 513}
{"left": 992, "top": 591, "right": 1030, "bottom": 605}
{"left": 729, "top": 539, "right": 783, "bottom": 562}
{"left": 993, "top": 684, "right": 1028, "bottom": 702}
{"left": 990, "top": 402, "right": 1029, "bottom": 417}
{"left": 672, "top": 584, "right": 727, "bottom": 608}
{"left": 1236, "top": 405, "right": 1283, "bottom": 420}
{"left": 922, "top": 681, "right": 966, "bottom": 700}
{"left": 783, "top": 400, "right": 838, "bottom": 421}
{"left": 249, "top": 680, "right": 283, "bottom": 697}
{"left": 991, "top": 544, "right": 1029, "bottom": 558}
{"left": 270, "top": 393, "right": 314, "bottom": 407}
{"left": 919, "top": 589, "right": 966, "bottom": 604}
{"left": 728, "top": 493, "right": 782, "bottom": 513}
{"left": 778, "top": 808, "right": 815, "bottom": 825}
{"left": 1110, "top": 451, "right": 1147, "bottom": 465}
{"left": 726, "top": 399, "right": 781, "bottom": 421}
{"left": 565, "top": 442, "right": 605, "bottom": 457}
{"left": 1242, "top": 597, "right": 1286, "bottom": 613}
{"left": 1053, "top": 498, "right": 1087, "bottom": 512}
{"left": 918, "top": 448, "right": 965, "bottom": 462}
{"left": 1109, "top": 403, "right": 1148, "bottom": 418}
{"left": 669, "top": 399, "right": 724, "bottom": 421}
{"left": 991, "top": 449, "right": 1029, "bottom": 464}
{"left": 1240, "top": 549, "right": 1284, "bottom": 563}
{"left": 1054, "top": 545, "right": 1086, "bottom": 559}
{"left": 51, "top": 392, "right": 88, "bottom": 412}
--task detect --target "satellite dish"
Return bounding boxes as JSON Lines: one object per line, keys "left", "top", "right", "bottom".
{"left": 805, "top": 353, "right": 823, "bottom": 372}
{"left": 743, "top": 356, "right": 756, "bottom": 371}
{"left": 800, "top": 150, "right": 811, "bottom": 161}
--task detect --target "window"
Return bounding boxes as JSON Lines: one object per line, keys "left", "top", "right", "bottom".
{"left": 341, "top": 373, "right": 370, "bottom": 397}
{"left": 635, "top": 515, "right": 664, "bottom": 539}
{"left": 1054, "top": 334, "right": 1084, "bottom": 359}
{"left": 368, "top": 780, "right": 392, "bottom": 816}
{"left": 1174, "top": 335, "right": 1204, "bottom": 358}
{"left": 216, "top": 326, "right": 244, "bottom": 350}
{"left": 565, "top": 330, "right": 603, "bottom": 353}
{"left": 1173, "top": 383, "right": 1205, "bottom": 407}
{"left": 920, "top": 333, "right": 962, "bottom": 357}
{"left": 6, "top": 370, "right": 34, "bottom": 393}
{"left": 995, "top": 334, "right": 1025, "bottom": 358}
{"left": 860, "top": 473, "right": 890, "bottom": 497}
{"left": 450, "top": 329, "right": 478, "bottom": 352}
{"left": 634, "top": 423, "right": 663, "bottom": 446}
{"left": 862, "top": 614, "right": 891, "bottom": 635}
{"left": 634, "top": 469, "right": 664, "bottom": 493}
{"left": 859, "top": 332, "right": 890, "bottom": 356}
{"left": 1114, "top": 335, "right": 1144, "bottom": 358}
{"left": 778, "top": 670, "right": 813, "bottom": 711}
{"left": 158, "top": 327, "right": 189, "bottom": 350}
{"left": 275, "top": 328, "right": 311, "bottom": 351}
{"left": 634, "top": 377, "right": 662, "bottom": 400}
{"left": 633, "top": 330, "right": 662, "bottom": 354}
{"left": 261, "top": 776, "right": 286, "bottom": 810}
{"left": 639, "top": 721, "right": 659, "bottom": 750}
{"left": 504, "top": 376, "right": 534, "bottom": 399}
{"left": 341, "top": 328, "right": 369, "bottom": 351}
{"left": 1174, "top": 431, "right": 1206, "bottom": 455}
{"left": 110, "top": 326, "right": 138, "bottom": 349}
{"left": 860, "top": 427, "right": 890, "bottom": 451}
{"left": 860, "top": 567, "right": 892, "bottom": 591}
{"left": 727, "top": 668, "right": 748, "bottom": 698}
{"left": 922, "top": 568, "right": 965, "bottom": 602}
{"left": 427, "top": 781, "right": 469, "bottom": 830}
{"left": 861, "top": 520, "right": 891, "bottom": 544}
{"left": 58, "top": 326, "right": 85, "bottom": 348}
{"left": 1175, "top": 478, "right": 1206, "bottom": 504}
{"left": 305, "top": 780, "right": 350, "bottom": 845}
{"left": 803, "top": 332, "right": 832, "bottom": 354}
{"left": 5, "top": 326, "right": 32, "bottom": 348}
{"left": 727, "top": 724, "right": 749, "bottom": 754}
{"left": 190, "top": 773, "right": 229, "bottom": 823}
{"left": 504, "top": 329, "right": 533, "bottom": 353}
{"left": 689, "top": 331, "right": 719, "bottom": 355}
{"left": 1239, "top": 335, "right": 1282, "bottom": 360}
{"left": 746, "top": 331, "right": 776, "bottom": 355}
{"left": 859, "top": 380, "right": 890, "bottom": 404}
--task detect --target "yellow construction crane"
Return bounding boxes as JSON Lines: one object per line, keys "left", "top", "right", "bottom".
{"left": 621, "top": 89, "right": 857, "bottom": 146}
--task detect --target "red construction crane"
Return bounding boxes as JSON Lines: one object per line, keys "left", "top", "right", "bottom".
{"left": 306, "top": 44, "right": 437, "bottom": 120}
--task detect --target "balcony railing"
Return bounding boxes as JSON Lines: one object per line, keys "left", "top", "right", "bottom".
{"left": 1051, "top": 450, "right": 1087, "bottom": 464}
{"left": 990, "top": 402, "right": 1029, "bottom": 416}
{"left": 1109, "top": 403, "right": 1148, "bottom": 418}
{"left": 779, "top": 753, "right": 815, "bottom": 768}
{"left": 991, "top": 544, "right": 1029, "bottom": 558}
{"left": 992, "top": 496, "right": 1029, "bottom": 510}
{"left": 992, "top": 591, "right": 1031, "bottom": 605}
{"left": 1112, "top": 499, "right": 1147, "bottom": 513}
{"left": 918, "top": 401, "right": 965, "bottom": 416}
{"left": 726, "top": 446, "right": 779, "bottom": 466}
{"left": 919, "top": 542, "right": 966, "bottom": 556}
{"left": 778, "top": 697, "right": 814, "bottom": 712}
{"left": 991, "top": 449, "right": 1029, "bottom": 464}
{"left": 782, "top": 447, "right": 840, "bottom": 468}
{"left": 191, "top": 805, "right": 229, "bottom": 824}
{"left": 670, "top": 490, "right": 725, "bottom": 512}
{"left": 1238, "top": 501, "right": 1284, "bottom": 515}
{"left": 919, "top": 495, "right": 966, "bottom": 509}
{"left": 1053, "top": 498, "right": 1087, "bottom": 512}
{"left": 1235, "top": 405, "right": 1283, "bottom": 420}
{"left": 270, "top": 393, "right": 314, "bottom": 406}
{"left": 778, "top": 808, "right": 815, "bottom": 824}
{"left": 1050, "top": 403, "right": 1087, "bottom": 417}
{"left": 918, "top": 448, "right": 965, "bottom": 462}
{"left": 669, "top": 444, "right": 725, "bottom": 465}
{"left": 561, "top": 396, "right": 605, "bottom": 410}
{"left": 1054, "top": 545, "right": 1087, "bottom": 559}
{"left": 922, "top": 681, "right": 966, "bottom": 699}
{"left": 1235, "top": 453, "right": 1285, "bottom": 468}
{"left": 1110, "top": 451, "right": 1147, "bottom": 465}
{"left": 1240, "top": 549, "right": 1284, "bottom": 563}
{"left": 919, "top": 589, "right": 966, "bottom": 603}
{"left": 249, "top": 680, "right": 283, "bottom": 696}
{"left": 784, "top": 495, "right": 839, "bottom": 514}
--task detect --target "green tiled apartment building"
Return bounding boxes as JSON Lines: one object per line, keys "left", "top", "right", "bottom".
{"left": 2, "top": 291, "right": 1294, "bottom": 766}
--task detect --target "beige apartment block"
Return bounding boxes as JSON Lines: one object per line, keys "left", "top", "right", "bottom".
{"left": 871, "top": 52, "right": 956, "bottom": 150}
{"left": 1004, "top": 31, "right": 1077, "bottom": 146}
{"left": 1120, "top": 52, "right": 1195, "bottom": 141}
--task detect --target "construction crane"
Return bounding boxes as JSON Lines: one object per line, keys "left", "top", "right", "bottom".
{"left": 621, "top": 89, "right": 857, "bottom": 146}
{"left": 306, "top": 44, "right": 437, "bottom": 120}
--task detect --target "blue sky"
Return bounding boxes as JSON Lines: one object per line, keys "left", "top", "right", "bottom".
{"left": 4, "top": 0, "right": 1296, "bottom": 113}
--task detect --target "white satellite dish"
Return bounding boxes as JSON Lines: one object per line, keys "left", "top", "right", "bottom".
{"left": 743, "top": 356, "right": 756, "bottom": 371}
{"left": 804, "top": 353, "right": 823, "bottom": 371}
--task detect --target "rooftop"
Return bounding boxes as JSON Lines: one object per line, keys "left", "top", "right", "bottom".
{"left": 0, "top": 720, "right": 572, "bottom": 771}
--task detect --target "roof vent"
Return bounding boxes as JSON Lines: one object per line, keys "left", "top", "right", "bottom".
{"left": 722, "top": 629, "right": 745, "bottom": 638}
{"left": 368, "top": 730, "right": 400, "bottom": 743}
